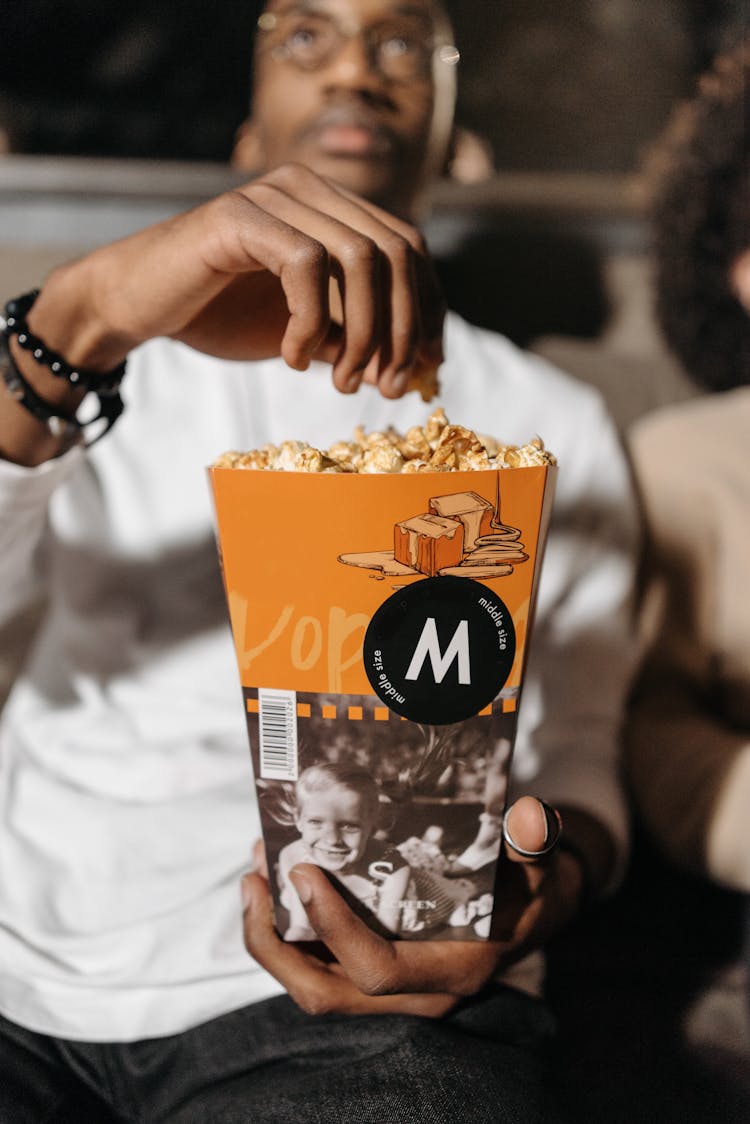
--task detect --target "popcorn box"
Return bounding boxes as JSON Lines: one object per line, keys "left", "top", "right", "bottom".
{"left": 209, "top": 452, "right": 556, "bottom": 942}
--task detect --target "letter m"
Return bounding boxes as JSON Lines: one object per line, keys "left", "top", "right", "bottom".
{"left": 404, "top": 618, "right": 471, "bottom": 684}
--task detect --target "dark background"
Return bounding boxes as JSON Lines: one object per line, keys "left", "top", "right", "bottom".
{"left": 0, "top": 0, "right": 746, "bottom": 169}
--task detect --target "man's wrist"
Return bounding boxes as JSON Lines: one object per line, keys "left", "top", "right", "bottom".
{"left": 554, "top": 847, "right": 588, "bottom": 918}
{"left": 0, "top": 268, "right": 130, "bottom": 466}
{"left": 0, "top": 335, "right": 83, "bottom": 456}
{"left": 0, "top": 335, "right": 87, "bottom": 466}
{"left": 556, "top": 805, "right": 617, "bottom": 904}
{"left": 557, "top": 835, "right": 595, "bottom": 909}
{"left": 28, "top": 263, "right": 129, "bottom": 374}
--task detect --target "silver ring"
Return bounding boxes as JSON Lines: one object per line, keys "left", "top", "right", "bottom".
{"left": 502, "top": 800, "right": 562, "bottom": 859}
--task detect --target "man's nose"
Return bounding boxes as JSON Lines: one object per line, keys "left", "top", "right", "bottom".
{"left": 323, "top": 33, "right": 383, "bottom": 88}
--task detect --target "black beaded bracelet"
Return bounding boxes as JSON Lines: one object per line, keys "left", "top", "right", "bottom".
{"left": 2, "top": 290, "right": 126, "bottom": 394}
{"left": 0, "top": 331, "right": 124, "bottom": 448}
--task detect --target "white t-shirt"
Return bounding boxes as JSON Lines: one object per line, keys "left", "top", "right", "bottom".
{"left": 0, "top": 313, "right": 638, "bottom": 1041}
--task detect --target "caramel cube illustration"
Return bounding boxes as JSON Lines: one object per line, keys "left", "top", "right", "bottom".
{"left": 428, "top": 492, "right": 495, "bottom": 551}
{"left": 394, "top": 514, "right": 464, "bottom": 576}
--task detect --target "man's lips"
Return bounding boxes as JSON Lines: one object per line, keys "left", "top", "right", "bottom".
{"left": 317, "top": 123, "right": 386, "bottom": 157}
{"left": 299, "top": 108, "right": 395, "bottom": 159}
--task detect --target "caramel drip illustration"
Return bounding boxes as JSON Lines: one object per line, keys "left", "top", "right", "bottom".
{"left": 338, "top": 487, "right": 528, "bottom": 580}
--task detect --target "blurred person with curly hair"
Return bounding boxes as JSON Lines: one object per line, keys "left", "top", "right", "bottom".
{"left": 625, "top": 42, "right": 750, "bottom": 893}
{"left": 650, "top": 43, "right": 750, "bottom": 394}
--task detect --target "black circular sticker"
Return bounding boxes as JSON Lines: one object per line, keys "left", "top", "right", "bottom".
{"left": 363, "top": 576, "right": 516, "bottom": 725}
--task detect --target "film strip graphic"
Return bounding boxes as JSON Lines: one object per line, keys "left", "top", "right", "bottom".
{"left": 243, "top": 687, "right": 517, "bottom": 722}
{"left": 244, "top": 687, "right": 517, "bottom": 782}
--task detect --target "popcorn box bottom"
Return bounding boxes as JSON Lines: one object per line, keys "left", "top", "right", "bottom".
{"left": 246, "top": 688, "right": 518, "bottom": 942}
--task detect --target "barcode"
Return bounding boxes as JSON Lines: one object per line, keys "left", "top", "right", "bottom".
{"left": 258, "top": 689, "right": 298, "bottom": 780}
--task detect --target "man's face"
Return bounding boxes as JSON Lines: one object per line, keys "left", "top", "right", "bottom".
{"left": 249, "top": 0, "right": 452, "bottom": 216}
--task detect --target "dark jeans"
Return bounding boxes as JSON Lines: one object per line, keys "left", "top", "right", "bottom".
{"left": 745, "top": 895, "right": 750, "bottom": 1015}
{"left": 0, "top": 987, "right": 563, "bottom": 1124}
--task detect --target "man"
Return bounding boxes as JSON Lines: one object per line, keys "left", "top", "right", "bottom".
{"left": 0, "top": 1, "right": 638, "bottom": 1119}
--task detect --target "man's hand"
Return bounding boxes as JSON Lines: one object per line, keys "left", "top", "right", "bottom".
{"left": 31, "top": 163, "right": 444, "bottom": 400}
{"left": 241, "top": 796, "right": 585, "bottom": 1018}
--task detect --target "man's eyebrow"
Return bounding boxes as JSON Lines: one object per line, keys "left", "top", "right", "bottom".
{"left": 258, "top": 2, "right": 322, "bottom": 22}
{"left": 262, "top": 2, "right": 434, "bottom": 23}
{"left": 266, "top": 1, "right": 324, "bottom": 14}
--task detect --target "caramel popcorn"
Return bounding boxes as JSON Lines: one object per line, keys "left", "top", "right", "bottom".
{"left": 409, "top": 364, "right": 440, "bottom": 404}
{"left": 213, "top": 411, "right": 556, "bottom": 473}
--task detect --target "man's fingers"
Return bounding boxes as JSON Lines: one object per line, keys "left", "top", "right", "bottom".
{"left": 321, "top": 174, "right": 446, "bottom": 368}
{"left": 252, "top": 838, "right": 269, "bottom": 881}
{"left": 241, "top": 872, "right": 457, "bottom": 1017}
{"left": 242, "top": 872, "right": 344, "bottom": 1008}
{"left": 503, "top": 797, "right": 562, "bottom": 865}
{"left": 288, "top": 863, "right": 498, "bottom": 997}
{"left": 242, "top": 180, "right": 385, "bottom": 386}
{"left": 242, "top": 167, "right": 437, "bottom": 393}
{"left": 286, "top": 864, "right": 397, "bottom": 989}
{"left": 198, "top": 191, "right": 333, "bottom": 369}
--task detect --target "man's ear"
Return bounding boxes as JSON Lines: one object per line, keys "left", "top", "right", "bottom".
{"left": 231, "top": 118, "right": 263, "bottom": 172}
{"left": 729, "top": 248, "right": 750, "bottom": 314}
{"left": 445, "top": 126, "right": 495, "bottom": 184}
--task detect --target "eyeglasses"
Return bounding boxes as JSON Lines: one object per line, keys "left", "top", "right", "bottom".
{"left": 257, "top": 8, "right": 460, "bottom": 82}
